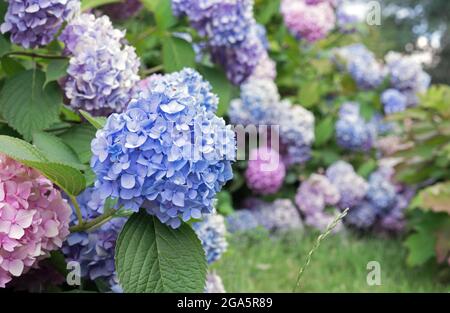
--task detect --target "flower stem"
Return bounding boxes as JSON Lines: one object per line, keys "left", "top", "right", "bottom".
{"left": 4, "top": 51, "right": 68, "bottom": 60}
{"left": 69, "top": 208, "right": 117, "bottom": 233}
{"left": 70, "top": 195, "right": 84, "bottom": 226}
{"left": 292, "top": 208, "right": 349, "bottom": 292}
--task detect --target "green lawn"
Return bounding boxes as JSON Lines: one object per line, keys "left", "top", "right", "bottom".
{"left": 213, "top": 230, "right": 450, "bottom": 292}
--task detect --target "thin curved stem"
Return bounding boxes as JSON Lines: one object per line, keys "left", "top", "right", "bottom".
{"left": 4, "top": 51, "right": 68, "bottom": 60}
{"left": 69, "top": 208, "right": 117, "bottom": 233}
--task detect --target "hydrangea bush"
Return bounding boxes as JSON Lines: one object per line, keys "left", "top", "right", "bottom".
{"left": 0, "top": 0, "right": 442, "bottom": 293}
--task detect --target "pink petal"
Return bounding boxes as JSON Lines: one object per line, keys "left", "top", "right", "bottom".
{"left": 15, "top": 210, "right": 34, "bottom": 228}
{"left": 8, "top": 224, "right": 24, "bottom": 240}
{"left": 44, "top": 220, "right": 59, "bottom": 237}
{"left": 8, "top": 259, "right": 24, "bottom": 277}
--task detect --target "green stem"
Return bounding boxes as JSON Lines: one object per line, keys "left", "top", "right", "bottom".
{"left": 70, "top": 195, "right": 84, "bottom": 226}
{"left": 141, "top": 64, "right": 163, "bottom": 76}
{"left": 69, "top": 208, "right": 117, "bottom": 233}
{"left": 292, "top": 208, "right": 349, "bottom": 292}
{"left": 4, "top": 51, "right": 68, "bottom": 60}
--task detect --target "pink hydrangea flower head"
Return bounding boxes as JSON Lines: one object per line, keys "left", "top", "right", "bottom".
{"left": 245, "top": 147, "right": 285, "bottom": 195}
{"left": 281, "top": 0, "right": 336, "bottom": 43}
{"left": 0, "top": 155, "right": 71, "bottom": 288}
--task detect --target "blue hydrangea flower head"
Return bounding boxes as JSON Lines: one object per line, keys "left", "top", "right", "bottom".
{"left": 193, "top": 214, "right": 228, "bottom": 264}
{"left": 335, "top": 102, "right": 377, "bottom": 151}
{"left": 366, "top": 170, "right": 397, "bottom": 214}
{"left": 90, "top": 68, "right": 236, "bottom": 228}
{"left": 226, "top": 209, "right": 259, "bottom": 233}
{"left": 345, "top": 201, "right": 377, "bottom": 230}
{"left": 59, "top": 13, "right": 140, "bottom": 116}
{"left": 251, "top": 199, "right": 303, "bottom": 232}
{"left": 381, "top": 89, "right": 407, "bottom": 115}
{"left": 1, "top": 0, "right": 80, "bottom": 48}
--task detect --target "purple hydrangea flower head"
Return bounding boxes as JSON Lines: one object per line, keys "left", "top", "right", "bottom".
{"left": 90, "top": 68, "right": 236, "bottom": 228}
{"left": 251, "top": 199, "right": 303, "bottom": 232}
{"left": 385, "top": 52, "right": 431, "bottom": 93}
{"left": 62, "top": 188, "right": 125, "bottom": 292}
{"left": 173, "top": 0, "right": 265, "bottom": 85}
{"left": 226, "top": 209, "right": 259, "bottom": 233}
{"left": 210, "top": 26, "right": 265, "bottom": 85}
{"left": 326, "top": 160, "right": 368, "bottom": 209}
{"left": 193, "top": 214, "right": 228, "bottom": 264}
{"left": 101, "top": 0, "right": 142, "bottom": 21}
{"left": 345, "top": 201, "right": 377, "bottom": 230}
{"left": 59, "top": 13, "right": 140, "bottom": 116}
{"left": 303, "top": 210, "right": 343, "bottom": 233}
{"left": 1, "top": 0, "right": 80, "bottom": 49}
{"left": 281, "top": 0, "right": 336, "bottom": 43}
{"left": 381, "top": 89, "right": 407, "bottom": 114}
{"left": 335, "top": 102, "right": 377, "bottom": 151}
{"left": 295, "top": 174, "right": 340, "bottom": 215}
{"left": 204, "top": 271, "right": 225, "bottom": 293}
{"left": 245, "top": 147, "right": 285, "bottom": 195}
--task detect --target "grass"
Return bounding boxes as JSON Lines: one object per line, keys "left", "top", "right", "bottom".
{"left": 212, "top": 230, "right": 450, "bottom": 292}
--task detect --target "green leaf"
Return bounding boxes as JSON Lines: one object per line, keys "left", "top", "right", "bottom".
{"left": 357, "top": 159, "right": 377, "bottom": 178}
{"left": 80, "top": 110, "right": 106, "bottom": 129}
{"left": 162, "top": 36, "right": 195, "bottom": 73}
{"left": 1, "top": 56, "right": 26, "bottom": 76}
{"left": 0, "top": 35, "right": 10, "bottom": 57}
{"left": 256, "top": 0, "right": 280, "bottom": 24}
{"left": 115, "top": 211, "right": 207, "bottom": 292}
{"left": 216, "top": 191, "right": 234, "bottom": 216}
{"left": 404, "top": 231, "right": 436, "bottom": 266}
{"left": 33, "top": 131, "right": 84, "bottom": 169}
{"left": 298, "top": 81, "right": 320, "bottom": 108}
{"left": 314, "top": 116, "right": 334, "bottom": 147}
{"left": 0, "top": 135, "right": 86, "bottom": 196}
{"left": 416, "top": 182, "right": 450, "bottom": 215}
{"left": 198, "top": 65, "right": 236, "bottom": 116}
{"left": 144, "top": 0, "right": 176, "bottom": 30}
{"left": 0, "top": 70, "right": 61, "bottom": 140}
{"left": 81, "top": 0, "right": 120, "bottom": 10}
{"left": 45, "top": 59, "right": 68, "bottom": 86}
{"left": 59, "top": 123, "right": 96, "bottom": 164}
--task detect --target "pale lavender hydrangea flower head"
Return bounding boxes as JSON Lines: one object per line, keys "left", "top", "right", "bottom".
{"left": 204, "top": 271, "right": 225, "bottom": 293}
{"left": 295, "top": 174, "right": 340, "bottom": 215}
{"left": 326, "top": 160, "right": 368, "bottom": 210}
{"left": 90, "top": 68, "right": 236, "bottom": 228}
{"left": 1, "top": 0, "right": 80, "bottom": 48}
{"left": 59, "top": 13, "right": 140, "bottom": 116}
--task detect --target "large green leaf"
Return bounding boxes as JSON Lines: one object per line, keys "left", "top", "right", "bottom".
{"left": 0, "top": 70, "right": 61, "bottom": 140}
{"left": 59, "top": 123, "right": 97, "bottom": 164}
{"left": 80, "top": 110, "right": 106, "bottom": 129}
{"left": 404, "top": 231, "right": 436, "bottom": 266}
{"left": 162, "top": 36, "right": 195, "bottom": 73}
{"left": 45, "top": 59, "right": 68, "bottom": 87}
{"left": 33, "top": 131, "right": 84, "bottom": 169}
{"left": 0, "top": 135, "right": 86, "bottom": 196}
{"left": 314, "top": 116, "right": 334, "bottom": 147}
{"left": 115, "top": 211, "right": 207, "bottom": 292}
